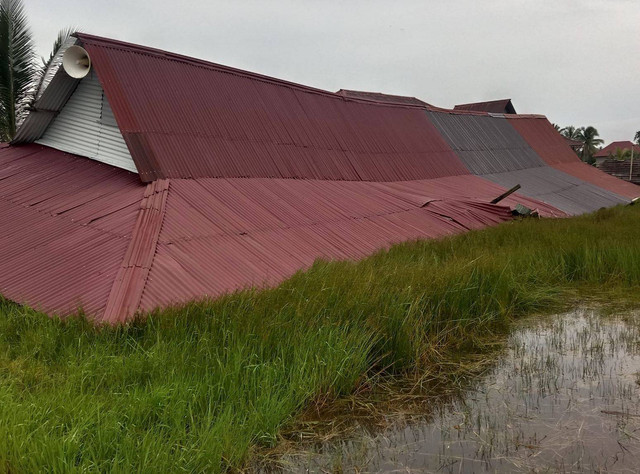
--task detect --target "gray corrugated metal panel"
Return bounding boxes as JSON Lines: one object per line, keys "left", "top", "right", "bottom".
{"left": 36, "top": 68, "right": 80, "bottom": 111}
{"left": 482, "top": 167, "right": 629, "bottom": 215}
{"left": 36, "top": 71, "right": 137, "bottom": 173}
{"left": 12, "top": 46, "right": 81, "bottom": 144}
{"left": 11, "top": 111, "right": 57, "bottom": 143}
{"left": 426, "top": 111, "right": 546, "bottom": 174}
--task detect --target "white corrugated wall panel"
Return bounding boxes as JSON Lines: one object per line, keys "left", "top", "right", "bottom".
{"left": 36, "top": 71, "right": 137, "bottom": 173}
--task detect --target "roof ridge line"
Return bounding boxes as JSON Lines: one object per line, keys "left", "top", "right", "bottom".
{"left": 101, "top": 179, "right": 170, "bottom": 323}
{"left": 75, "top": 33, "right": 432, "bottom": 111}
{"left": 75, "top": 33, "right": 352, "bottom": 101}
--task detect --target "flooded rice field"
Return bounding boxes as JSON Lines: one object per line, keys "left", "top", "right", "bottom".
{"left": 275, "top": 309, "right": 640, "bottom": 473}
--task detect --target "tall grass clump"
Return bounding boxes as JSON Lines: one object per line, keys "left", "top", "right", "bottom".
{"left": 1, "top": 205, "right": 640, "bottom": 472}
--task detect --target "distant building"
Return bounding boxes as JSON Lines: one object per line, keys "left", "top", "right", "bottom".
{"left": 594, "top": 141, "right": 640, "bottom": 166}
{"left": 453, "top": 99, "right": 516, "bottom": 114}
{"left": 598, "top": 160, "right": 640, "bottom": 185}
{"left": 563, "top": 136, "right": 583, "bottom": 154}
{"left": 336, "top": 89, "right": 430, "bottom": 106}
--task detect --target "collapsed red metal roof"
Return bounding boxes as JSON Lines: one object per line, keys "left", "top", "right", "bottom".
{"left": 0, "top": 144, "right": 562, "bottom": 323}
{"left": 2, "top": 33, "right": 636, "bottom": 323}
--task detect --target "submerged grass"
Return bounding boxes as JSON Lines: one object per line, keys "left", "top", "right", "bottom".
{"left": 1, "top": 205, "right": 640, "bottom": 472}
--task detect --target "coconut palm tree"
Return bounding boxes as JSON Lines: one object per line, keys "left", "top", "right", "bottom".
{"left": 0, "top": 0, "right": 35, "bottom": 141}
{"left": 613, "top": 147, "right": 631, "bottom": 161}
{"left": 576, "top": 126, "right": 604, "bottom": 165}
{"left": 560, "top": 125, "right": 581, "bottom": 141}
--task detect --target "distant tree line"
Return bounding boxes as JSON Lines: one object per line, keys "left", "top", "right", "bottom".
{"left": 552, "top": 125, "right": 640, "bottom": 164}
{"left": 0, "top": 0, "right": 73, "bottom": 141}
{"left": 552, "top": 124, "right": 603, "bottom": 165}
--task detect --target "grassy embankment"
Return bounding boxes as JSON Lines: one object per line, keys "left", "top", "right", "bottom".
{"left": 1, "top": 205, "right": 640, "bottom": 472}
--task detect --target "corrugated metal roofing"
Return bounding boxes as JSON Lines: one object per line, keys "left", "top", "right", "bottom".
{"left": 76, "top": 33, "right": 468, "bottom": 183}
{"left": 3, "top": 33, "right": 636, "bottom": 323}
{"left": 0, "top": 143, "right": 564, "bottom": 322}
{"left": 137, "top": 175, "right": 562, "bottom": 315}
{"left": 453, "top": 99, "right": 516, "bottom": 114}
{"left": 508, "top": 117, "right": 640, "bottom": 199}
{"left": 481, "top": 167, "right": 628, "bottom": 215}
{"left": 0, "top": 144, "right": 144, "bottom": 317}
{"left": 427, "top": 111, "right": 631, "bottom": 214}
{"left": 336, "top": 89, "right": 431, "bottom": 106}
{"left": 36, "top": 71, "right": 136, "bottom": 172}
{"left": 427, "top": 111, "right": 546, "bottom": 173}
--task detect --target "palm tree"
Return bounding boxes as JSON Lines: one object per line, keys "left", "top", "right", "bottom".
{"left": 552, "top": 123, "right": 561, "bottom": 132}
{"left": 560, "top": 125, "right": 581, "bottom": 141}
{"left": 613, "top": 147, "right": 631, "bottom": 161}
{"left": 0, "top": 0, "right": 35, "bottom": 141}
{"left": 576, "top": 126, "right": 604, "bottom": 165}
{"left": 634, "top": 130, "right": 640, "bottom": 145}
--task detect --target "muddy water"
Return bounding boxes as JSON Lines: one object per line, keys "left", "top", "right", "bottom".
{"left": 279, "top": 310, "right": 640, "bottom": 473}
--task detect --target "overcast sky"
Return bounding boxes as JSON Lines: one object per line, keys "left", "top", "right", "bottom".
{"left": 25, "top": 0, "right": 639, "bottom": 144}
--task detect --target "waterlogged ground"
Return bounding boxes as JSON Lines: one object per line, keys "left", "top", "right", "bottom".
{"left": 275, "top": 309, "right": 640, "bottom": 473}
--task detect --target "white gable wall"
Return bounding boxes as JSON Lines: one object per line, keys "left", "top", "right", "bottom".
{"left": 36, "top": 71, "right": 137, "bottom": 173}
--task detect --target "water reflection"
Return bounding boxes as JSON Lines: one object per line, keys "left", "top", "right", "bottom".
{"left": 277, "top": 309, "right": 640, "bottom": 473}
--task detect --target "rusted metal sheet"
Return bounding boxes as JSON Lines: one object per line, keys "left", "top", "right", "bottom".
{"left": 75, "top": 33, "right": 469, "bottom": 183}
{"left": 508, "top": 117, "right": 640, "bottom": 199}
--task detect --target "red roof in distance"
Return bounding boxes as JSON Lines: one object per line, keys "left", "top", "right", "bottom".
{"left": 336, "top": 89, "right": 431, "bottom": 107}
{"left": 594, "top": 141, "right": 640, "bottom": 158}
{"left": 454, "top": 99, "right": 516, "bottom": 114}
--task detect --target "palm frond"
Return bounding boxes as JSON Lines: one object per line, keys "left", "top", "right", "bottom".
{"left": 0, "top": 0, "right": 36, "bottom": 140}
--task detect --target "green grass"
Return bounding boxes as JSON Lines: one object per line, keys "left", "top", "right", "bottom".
{"left": 1, "top": 205, "right": 640, "bottom": 472}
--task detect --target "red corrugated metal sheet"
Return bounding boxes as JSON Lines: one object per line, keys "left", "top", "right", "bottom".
{"left": 508, "top": 117, "right": 640, "bottom": 199}
{"left": 0, "top": 143, "right": 565, "bottom": 322}
{"left": 0, "top": 144, "right": 144, "bottom": 317}
{"left": 75, "top": 33, "right": 469, "bottom": 183}
{"left": 136, "top": 175, "right": 563, "bottom": 313}
{"left": 102, "top": 180, "right": 169, "bottom": 323}
{"left": 453, "top": 99, "right": 516, "bottom": 114}
{"left": 336, "top": 89, "right": 431, "bottom": 107}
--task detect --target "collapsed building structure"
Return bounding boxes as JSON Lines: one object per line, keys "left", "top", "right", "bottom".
{"left": 1, "top": 34, "right": 637, "bottom": 323}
